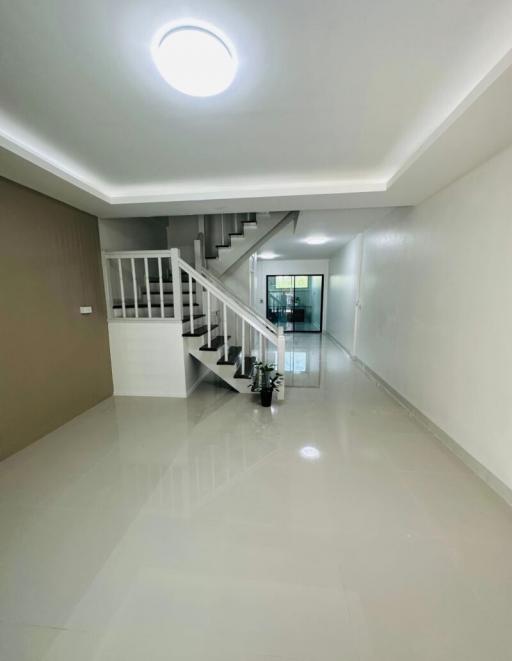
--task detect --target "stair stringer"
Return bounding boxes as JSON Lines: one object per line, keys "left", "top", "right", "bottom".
{"left": 207, "top": 212, "right": 291, "bottom": 276}
{"left": 184, "top": 333, "right": 252, "bottom": 394}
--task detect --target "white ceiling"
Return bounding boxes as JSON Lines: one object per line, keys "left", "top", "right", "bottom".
{"left": 258, "top": 209, "right": 394, "bottom": 260}
{"left": 1, "top": 0, "right": 512, "bottom": 215}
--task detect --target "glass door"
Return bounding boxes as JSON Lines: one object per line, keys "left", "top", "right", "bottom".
{"left": 266, "top": 275, "right": 324, "bottom": 332}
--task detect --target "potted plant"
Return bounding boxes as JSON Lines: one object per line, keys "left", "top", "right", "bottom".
{"left": 249, "top": 362, "right": 283, "bottom": 407}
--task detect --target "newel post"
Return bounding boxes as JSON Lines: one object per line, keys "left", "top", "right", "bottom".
{"left": 170, "top": 248, "right": 182, "bottom": 322}
{"left": 101, "top": 252, "right": 113, "bottom": 320}
{"left": 277, "top": 327, "right": 286, "bottom": 400}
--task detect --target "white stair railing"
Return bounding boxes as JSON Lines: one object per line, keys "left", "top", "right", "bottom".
{"left": 196, "top": 263, "right": 279, "bottom": 337}
{"left": 102, "top": 250, "right": 182, "bottom": 319}
{"left": 176, "top": 250, "right": 285, "bottom": 399}
{"left": 102, "top": 249, "right": 286, "bottom": 399}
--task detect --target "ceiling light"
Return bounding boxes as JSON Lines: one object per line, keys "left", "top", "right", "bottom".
{"left": 151, "top": 21, "right": 237, "bottom": 97}
{"left": 304, "top": 236, "right": 329, "bottom": 246}
{"left": 299, "top": 446, "right": 321, "bottom": 460}
{"left": 259, "top": 252, "right": 280, "bottom": 260}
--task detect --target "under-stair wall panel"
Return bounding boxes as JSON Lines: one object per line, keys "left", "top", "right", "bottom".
{"left": 108, "top": 320, "right": 207, "bottom": 397}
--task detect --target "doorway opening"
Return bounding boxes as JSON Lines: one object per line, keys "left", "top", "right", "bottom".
{"left": 266, "top": 274, "right": 324, "bottom": 332}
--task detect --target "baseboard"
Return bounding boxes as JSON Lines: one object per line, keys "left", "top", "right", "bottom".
{"left": 351, "top": 355, "right": 512, "bottom": 507}
{"left": 325, "top": 332, "right": 512, "bottom": 507}
{"left": 324, "top": 331, "right": 353, "bottom": 358}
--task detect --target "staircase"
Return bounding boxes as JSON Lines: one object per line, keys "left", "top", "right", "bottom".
{"left": 205, "top": 212, "right": 293, "bottom": 276}
{"left": 102, "top": 249, "right": 286, "bottom": 399}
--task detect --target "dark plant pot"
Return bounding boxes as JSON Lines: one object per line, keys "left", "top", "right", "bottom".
{"left": 260, "top": 388, "right": 273, "bottom": 407}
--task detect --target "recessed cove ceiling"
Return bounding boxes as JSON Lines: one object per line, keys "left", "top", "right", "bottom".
{"left": 1, "top": 0, "right": 512, "bottom": 215}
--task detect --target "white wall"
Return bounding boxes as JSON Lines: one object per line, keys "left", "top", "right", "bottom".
{"left": 255, "top": 258, "right": 329, "bottom": 329}
{"left": 167, "top": 215, "right": 200, "bottom": 265}
{"left": 326, "top": 234, "right": 363, "bottom": 354}
{"left": 108, "top": 321, "right": 206, "bottom": 397}
{"left": 356, "top": 144, "right": 512, "bottom": 491}
{"left": 99, "top": 217, "right": 168, "bottom": 251}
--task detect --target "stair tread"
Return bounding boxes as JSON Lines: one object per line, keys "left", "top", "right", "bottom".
{"left": 182, "top": 324, "right": 219, "bottom": 337}
{"left": 113, "top": 302, "right": 199, "bottom": 309}
{"left": 228, "top": 232, "right": 243, "bottom": 237}
{"left": 182, "top": 314, "right": 206, "bottom": 322}
{"left": 217, "top": 346, "right": 242, "bottom": 365}
{"left": 215, "top": 244, "right": 230, "bottom": 249}
{"left": 149, "top": 276, "right": 189, "bottom": 283}
{"left": 199, "top": 336, "right": 231, "bottom": 351}
{"left": 234, "top": 356, "right": 256, "bottom": 379}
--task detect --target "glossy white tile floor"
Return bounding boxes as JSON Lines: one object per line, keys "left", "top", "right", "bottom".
{"left": 2, "top": 335, "right": 512, "bottom": 660}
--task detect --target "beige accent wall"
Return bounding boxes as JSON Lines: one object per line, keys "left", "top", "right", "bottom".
{"left": 0, "top": 177, "right": 113, "bottom": 461}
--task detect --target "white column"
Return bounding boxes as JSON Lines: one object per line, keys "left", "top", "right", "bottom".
{"left": 170, "top": 248, "right": 182, "bottom": 322}
{"left": 188, "top": 272, "right": 194, "bottom": 334}
{"left": 102, "top": 254, "right": 113, "bottom": 320}
{"left": 277, "top": 327, "right": 286, "bottom": 400}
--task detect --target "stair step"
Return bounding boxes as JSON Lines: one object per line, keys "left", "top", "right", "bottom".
{"left": 241, "top": 220, "right": 257, "bottom": 227}
{"left": 113, "top": 302, "right": 199, "bottom": 309}
{"left": 215, "top": 243, "right": 230, "bottom": 249}
{"left": 199, "top": 336, "right": 231, "bottom": 351}
{"left": 217, "top": 346, "right": 242, "bottom": 365}
{"left": 182, "top": 314, "right": 206, "bottom": 322}
{"left": 234, "top": 356, "right": 256, "bottom": 379}
{"left": 149, "top": 275, "right": 189, "bottom": 283}
{"left": 182, "top": 324, "right": 219, "bottom": 338}
{"left": 148, "top": 283, "right": 196, "bottom": 292}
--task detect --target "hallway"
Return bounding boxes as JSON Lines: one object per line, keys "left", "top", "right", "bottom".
{"left": 1, "top": 337, "right": 512, "bottom": 660}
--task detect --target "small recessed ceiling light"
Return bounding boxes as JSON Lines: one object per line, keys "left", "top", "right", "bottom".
{"left": 151, "top": 21, "right": 237, "bottom": 97}
{"left": 259, "top": 252, "right": 280, "bottom": 260}
{"left": 304, "top": 236, "right": 329, "bottom": 245}
{"left": 299, "top": 446, "right": 321, "bottom": 460}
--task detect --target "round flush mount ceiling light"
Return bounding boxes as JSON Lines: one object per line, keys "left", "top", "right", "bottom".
{"left": 304, "top": 236, "right": 329, "bottom": 246}
{"left": 299, "top": 446, "right": 321, "bottom": 460}
{"left": 151, "top": 21, "right": 237, "bottom": 97}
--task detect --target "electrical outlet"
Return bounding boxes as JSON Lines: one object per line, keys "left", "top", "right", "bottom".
{"left": 80, "top": 306, "right": 93, "bottom": 314}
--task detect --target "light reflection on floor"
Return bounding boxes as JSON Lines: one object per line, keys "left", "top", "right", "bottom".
{"left": 267, "top": 333, "right": 322, "bottom": 388}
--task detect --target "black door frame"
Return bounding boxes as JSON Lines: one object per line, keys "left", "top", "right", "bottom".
{"left": 265, "top": 274, "right": 324, "bottom": 333}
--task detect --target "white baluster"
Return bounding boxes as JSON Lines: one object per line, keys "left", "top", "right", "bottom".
{"left": 144, "top": 257, "right": 151, "bottom": 318}
{"left": 188, "top": 272, "right": 194, "bottom": 334}
{"left": 221, "top": 213, "right": 225, "bottom": 245}
{"left": 223, "top": 303, "right": 228, "bottom": 362}
{"left": 207, "top": 290, "right": 212, "bottom": 348}
{"left": 241, "top": 321, "right": 246, "bottom": 372}
{"left": 259, "top": 333, "right": 263, "bottom": 363}
{"left": 158, "top": 257, "right": 164, "bottom": 318}
{"left": 130, "top": 258, "right": 138, "bottom": 319}
{"left": 117, "top": 258, "right": 126, "bottom": 318}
